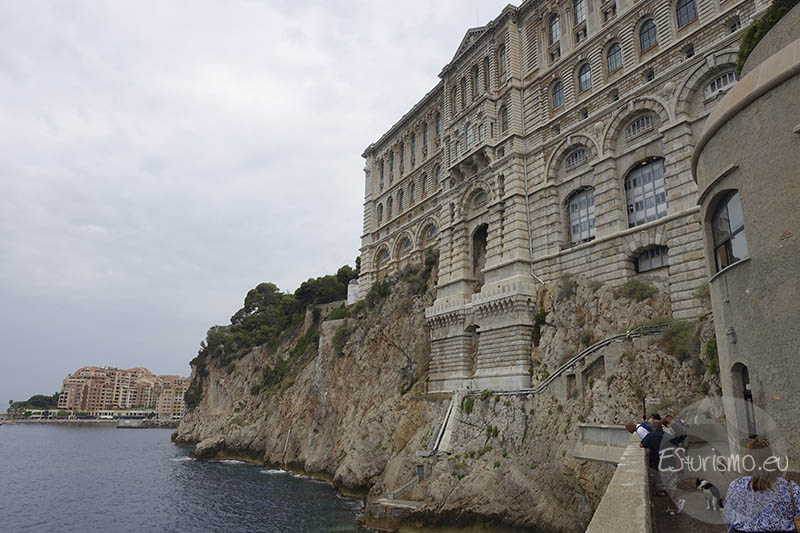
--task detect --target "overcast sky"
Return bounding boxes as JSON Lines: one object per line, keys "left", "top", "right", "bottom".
{"left": 0, "top": 1, "right": 517, "bottom": 407}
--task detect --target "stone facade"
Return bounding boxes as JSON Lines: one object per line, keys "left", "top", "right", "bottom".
{"left": 693, "top": 3, "right": 800, "bottom": 465}
{"left": 359, "top": 0, "right": 766, "bottom": 392}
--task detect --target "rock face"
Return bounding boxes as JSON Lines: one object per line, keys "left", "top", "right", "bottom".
{"left": 173, "top": 272, "right": 718, "bottom": 531}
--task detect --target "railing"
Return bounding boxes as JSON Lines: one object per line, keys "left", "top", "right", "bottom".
{"left": 465, "top": 322, "right": 672, "bottom": 397}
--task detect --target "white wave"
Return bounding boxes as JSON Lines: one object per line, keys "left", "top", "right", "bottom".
{"left": 216, "top": 459, "right": 246, "bottom": 464}
{"left": 260, "top": 468, "right": 288, "bottom": 475}
{"left": 171, "top": 456, "right": 194, "bottom": 462}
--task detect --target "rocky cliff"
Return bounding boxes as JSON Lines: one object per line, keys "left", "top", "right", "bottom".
{"left": 173, "top": 269, "right": 718, "bottom": 532}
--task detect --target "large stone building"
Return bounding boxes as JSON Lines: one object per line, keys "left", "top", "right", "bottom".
{"left": 358, "top": 0, "right": 769, "bottom": 392}
{"left": 693, "top": 3, "right": 800, "bottom": 464}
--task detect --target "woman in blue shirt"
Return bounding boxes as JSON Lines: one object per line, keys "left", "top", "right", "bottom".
{"left": 723, "top": 437, "right": 800, "bottom": 532}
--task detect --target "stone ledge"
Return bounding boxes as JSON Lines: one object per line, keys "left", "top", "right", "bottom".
{"left": 586, "top": 434, "right": 651, "bottom": 533}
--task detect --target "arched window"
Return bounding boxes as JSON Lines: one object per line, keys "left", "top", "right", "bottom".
{"left": 566, "top": 147, "right": 588, "bottom": 169}
{"left": 460, "top": 77, "right": 467, "bottom": 108}
{"left": 498, "top": 45, "right": 507, "bottom": 77}
{"left": 712, "top": 191, "right": 748, "bottom": 271}
{"left": 398, "top": 237, "right": 412, "bottom": 255}
{"left": 624, "top": 114, "right": 654, "bottom": 140}
{"left": 635, "top": 246, "right": 669, "bottom": 272}
{"left": 552, "top": 81, "right": 564, "bottom": 109}
{"left": 639, "top": 19, "right": 658, "bottom": 52}
{"left": 423, "top": 223, "right": 438, "bottom": 243}
{"left": 410, "top": 182, "right": 416, "bottom": 204}
{"left": 705, "top": 71, "right": 737, "bottom": 99}
{"left": 676, "top": 0, "right": 697, "bottom": 28}
{"left": 472, "top": 190, "right": 488, "bottom": 208}
{"left": 472, "top": 65, "right": 479, "bottom": 100}
{"left": 625, "top": 158, "right": 667, "bottom": 228}
{"left": 483, "top": 57, "right": 490, "bottom": 91}
{"left": 574, "top": 0, "right": 586, "bottom": 25}
{"left": 578, "top": 63, "right": 592, "bottom": 92}
{"left": 607, "top": 43, "right": 623, "bottom": 73}
{"left": 422, "top": 174, "right": 428, "bottom": 194}
{"left": 549, "top": 14, "right": 560, "bottom": 45}
{"left": 387, "top": 196, "right": 394, "bottom": 218}
{"left": 377, "top": 203, "right": 383, "bottom": 225}
{"left": 377, "top": 248, "right": 390, "bottom": 268}
{"left": 500, "top": 106, "right": 509, "bottom": 133}
{"left": 568, "top": 188, "right": 596, "bottom": 243}
{"left": 398, "top": 189, "right": 405, "bottom": 212}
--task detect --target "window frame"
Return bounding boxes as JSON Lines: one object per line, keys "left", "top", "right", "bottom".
{"left": 568, "top": 187, "right": 597, "bottom": 244}
{"left": 573, "top": 0, "right": 586, "bottom": 25}
{"left": 639, "top": 19, "right": 658, "bottom": 53}
{"left": 676, "top": 0, "right": 698, "bottom": 29}
{"left": 549, "top": 14, "right": 561, "bottom": 45}
{"left": 607, "top": 42, "right": 623, "bottom": 73}
{"left": 712, "top": 190, "right": 748, "bottom": 272}
{"left": 552, "top": 80, "right": 564, "bottom": 109}
{"left": 500, "top": 106, "right": 509, "bottom": 133}
{"left": 624, "top": 158, "right": 668, "bottom": 228}
{"left": 577, "top": 62, "right": 592, "bottom": 92}
{"left": 635, "top": 246, "right": 669, "bottom": 273}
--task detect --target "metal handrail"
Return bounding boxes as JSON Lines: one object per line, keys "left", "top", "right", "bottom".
{"left": 465, "top": 322, "right": 676, "bottom": 397}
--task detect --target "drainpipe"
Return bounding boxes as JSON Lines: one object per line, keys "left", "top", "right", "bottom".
{"left": 517, "top": 22, "right": 544, "bottom": 285}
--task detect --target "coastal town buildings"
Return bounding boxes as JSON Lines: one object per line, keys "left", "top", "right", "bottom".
{"left": 357, "top": 0, "right": 764, "bottom": 392}
{"left": 57, "top": 366, "right": 189, "bottom": 419}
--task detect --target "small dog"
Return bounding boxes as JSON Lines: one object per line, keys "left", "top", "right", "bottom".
{"left": 696, "top": 478, "right": 724, "bottom": 510}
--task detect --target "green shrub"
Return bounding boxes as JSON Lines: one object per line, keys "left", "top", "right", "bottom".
{"left": 327, "top": 304, "right": 350, "bottom": 321}
{"left": 579, "top": 329, "right": 594, "bottom": 346}
{"left": 462, "top": 397, "right": 475, "bottom": 414}
{"left": 694, "top": 284, "right": 711, "bottom": 301}
{"left": 250, "top": 384, "right": 261, "bottom": 396}
{"left": 332, "top": 324, "right": 352, "bottom": 356}
{"left": 737, "top": 0, "right": 800, "bottom": 74}
{"left": 534, "top": 310, "right": 549, "bottom": 325}
{"left": 589, "top": 280, "right": 604, "bottom": 291}
{"left": 706, "top": 338, "right": 719, "bottom": 375}
{"left": 558, "top": 273, "right": 578, "bottom": 299}
{"left": 663, "top": 320, "right": 699, "bottom": 362}
{"left": 493, "top": 461, "right": 501, "bottom": 468}
{"left": 350, "top": 299, "right": 366, "bottom": 316}
{"left": 366, "top": 279, "right": 391, "bottom": 309}
{"left": 617, "top": 279, "right": 658, "bottom": 302}
{"left": 480, "top": 389, "right": 492, "bottom": 401}
{"left": 184, "top": 379, "right": 203, "bottom": 408}
{"left": 477, "top": 446, "right": 493, "bottom": 458}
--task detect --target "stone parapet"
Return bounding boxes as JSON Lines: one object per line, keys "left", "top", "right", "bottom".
{"left": 585, "top": 434, "right": 652, "bottom": 533}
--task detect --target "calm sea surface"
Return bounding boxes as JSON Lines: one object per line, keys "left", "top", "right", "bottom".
{"left": 0, "top": 424, "right": 365, "bottom": 532}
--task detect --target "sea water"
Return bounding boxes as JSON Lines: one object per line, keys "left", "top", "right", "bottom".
{"left": 0, "top": 424, "right": 365, "bottom": 532}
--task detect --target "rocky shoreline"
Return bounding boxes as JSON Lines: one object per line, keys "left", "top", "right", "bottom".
{"left": 174, "top": 274, "right": 718, "bottom": 532}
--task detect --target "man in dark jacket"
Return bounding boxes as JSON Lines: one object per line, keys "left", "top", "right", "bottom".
{"left": 641, "top": 421, "right": 685, "bottom": 516}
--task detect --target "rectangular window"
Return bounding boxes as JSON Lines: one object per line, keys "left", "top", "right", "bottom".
{"left": 465, "top": 123, "right": 473, "bottom": 149}
{"left": 478, "top": 123, "right": 485, "bottom": 141}
{"left": 423, "top": 123, "right": 428, "bottom": 146}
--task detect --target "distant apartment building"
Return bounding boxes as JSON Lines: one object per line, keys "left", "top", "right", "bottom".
{"left": 57, "top": 366, "right": 189, "bottom": 419}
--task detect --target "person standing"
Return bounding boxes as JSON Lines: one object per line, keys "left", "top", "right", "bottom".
{"left": 641, "top": 420, "right": 685, "bottom": 515}
{"left": 723, "top": 437, "right": 800, "bottom": 532}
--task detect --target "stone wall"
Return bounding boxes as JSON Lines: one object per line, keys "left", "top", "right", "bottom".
{"left": 359, "top": 0, "right": 762, "bottom": 391}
